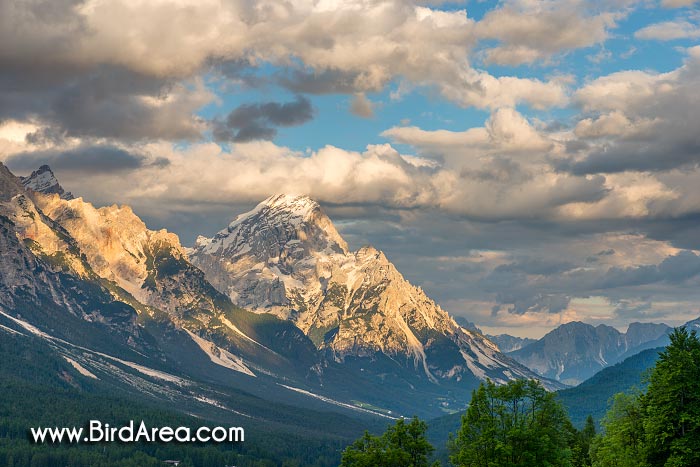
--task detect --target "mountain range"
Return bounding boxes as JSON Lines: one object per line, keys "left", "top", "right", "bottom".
{"left": 1, "top": 164, "right": 558, "bottom": 424}
{"left": 506, "top": 321, "right": 672, "bottom": 385}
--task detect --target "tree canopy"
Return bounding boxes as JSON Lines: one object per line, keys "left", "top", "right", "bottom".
{"left": 591, "top": 326, "right": 700, "bottom": 467}
{"left": 449, "top": 379, "right": 573, "bottom": 467}
{"left": 340, "top": 416, "right": 436, "bottom": 467}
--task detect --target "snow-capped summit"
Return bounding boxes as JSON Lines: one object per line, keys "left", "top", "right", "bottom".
{"left": 20, "top": 165, "right": 74, "bottom": 200}
{"left": 197, "top": 193, "right": 348, "bottom": 259}
{"left": 190, "top": 194, "right": 560, "bottom": 390}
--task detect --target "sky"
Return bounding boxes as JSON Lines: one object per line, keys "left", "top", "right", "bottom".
{"left": 1, "top": 0, "right": 700, "bottom": 338}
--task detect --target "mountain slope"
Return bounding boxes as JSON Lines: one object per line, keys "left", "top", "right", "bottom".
{"left": 508, "top": 321, "right": 670, "bottom": 385}
{"left": 189, "top": 194, "right": 559, "bottom": 397}
{"left": 488, "top": 334, "right": 536, "bottom": 353}
{"left": 29, "top": 184, "right": 323, "bottom": 383}
{"left": 556, "top": 346, "right": 662, "bottom": 428}
{"left": 0, "top": 326, "right": 381, "bottom": 467}
{"left": 0, "top": 163, "right": 154, "bottom": 357}
{"left": 426, "top": 345, "right": 664, "bottom": 461}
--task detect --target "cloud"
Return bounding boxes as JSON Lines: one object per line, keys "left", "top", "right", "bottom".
{"left": 5, "top": 144, "right": 166, "bottom": 174}
{"left": 0, "top": 64, "right": 212, "bottom": 141}
{"left": 475, "top": 0, "right": 619, "bottom": 65}
{"left": 350, "top": 94, "right": 375, "bottom": 118}
{"left": 213, "top": 96, "right": 314, "bottom": 142}
{"left": 661, "top": 0, "right": 699, "bottom": 7}
{"left": 568, "top": 47, "right": 700, "bottom": 174}
{"left": 0, "top": 0, "right": 572, "bottom": 130}
{"left": 383, "top": 107, "right": 552, "bottom": 156}
{"left": 438, "top": 71, "right": 569, "bottom": 110}
{"left": 635, "top": 20, "right": 700, "bottom": 41}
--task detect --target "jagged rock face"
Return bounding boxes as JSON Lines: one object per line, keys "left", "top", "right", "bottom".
{"left": 0, "top": 164, "right": 139, "bottom": 336}
{"left": 20, "top": 165, "right": 74, "bottom": 200}
{"left": 26, "top": 170, "right": 319, "bottom": 379}
{"left": 508, "top": 321, "right": 671, "bottom": 385}
{"left": 625, "top": 322, "right": 671, "bottom": 348}
{"left": 190, "top": 194, "right": 551, "bottom": 387}
{"left": 33, "top": 193, "right": 184, "bottom": 311}
{"left": 32, "top": 190, "right": 236, "bottom": 322}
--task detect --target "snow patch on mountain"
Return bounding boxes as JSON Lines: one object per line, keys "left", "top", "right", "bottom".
{"left": 63, "top": 356, "right": 99, "bottom": 379}
{"left": 184, "top": 330, "right": 255, "bottom": 377}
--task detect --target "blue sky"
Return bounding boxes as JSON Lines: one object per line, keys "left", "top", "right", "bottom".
{"left": 2, "top": 0, "right": 700, "bottom": 337}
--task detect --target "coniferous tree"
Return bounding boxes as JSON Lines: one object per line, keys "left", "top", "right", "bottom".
{"left": 642, "top": 327, "right": 700, "bottom": 467}
{"left": 591, "top": 327, "right": 700, "bottom": 467}
{"left": 571, "top": 415, "right": 596, "bottom": 467}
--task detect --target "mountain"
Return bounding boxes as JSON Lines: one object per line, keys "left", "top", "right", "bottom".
{"left": 454, "top": 316, "right": 483, "bottom": 334}
{"left": 487, "top": 334, "right": 536, "bottom": 353}
{"left": 7, "top": 164, "right": 556, "bottom": 421}
{"left": 0, "top": 324, "right": 378, "bottom": 467}
{"left": 686, "top": 316, "right": 700, "bottom": 332}
{"left": 1, "top": 163, "right": 388, "bottom": 423}
{"left": 557, "top": 347, "right": 662, "bottom": 428}
{"left": 0, "top": 163, "right": 148, "bottom": 354}
{"left": 189, "top": 194, "right": 560, "bottom": 397}
{"left": 508, "top": 321, "right": 671, "bottom": 385}
{"left": 20, "top": 164, "right": 73, "bottom": 200}
{"left": 427, "top": 345, "right": 664, "bottom": 459}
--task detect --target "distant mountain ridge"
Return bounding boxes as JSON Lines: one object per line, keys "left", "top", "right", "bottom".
{"left": 508, "top": 321, "right": 671, "bottom": 385}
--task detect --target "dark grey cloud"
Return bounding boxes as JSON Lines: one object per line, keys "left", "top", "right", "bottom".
{"left": 642, "top": 213, "right": 700, "bottom": 250}
{"left": 492, "top": 293, "right": 571, "bottom": 315}
{"left": 5, "top": 145, "right": 167, "bottom": 174}
{"left": 566, "top": 137, "right": 700, "bottom": 175}
{"left": 276, "top": 69, "right": 368, "bottom": 95}
{"left": 0, "top": 64, "right": 205, "bottom": 141}
{"left": 0, "top": 0, "right": 208, "bottom": 141}
{"left": 611, "top": 300, "right": 652, "bottom": 318}
{"left": 567, "top": 50, "right": 700, "bottom": 176}
{"left": 495, "top": 258, "right": 577, "bottom": 275}
{"left": 213, "top": 96, "right": 314, "bottom": 142}
{"left": 475, "top": 247, "right": 700, "bottom": 317}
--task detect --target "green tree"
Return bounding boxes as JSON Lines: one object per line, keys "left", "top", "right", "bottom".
{"left": 642, "top": 327, "right": 700, "bottom": 467}
{"left": 571, "top": 415, "right": 596, "bottom": 467}
{"left": 590, "top": 392, "right": 647, "bottom": 467}
{"left": 449, "top": 379, "right": 572, "bottom": 467}
{"left": 340, "top": 417, "right": 436, "bottom": 467}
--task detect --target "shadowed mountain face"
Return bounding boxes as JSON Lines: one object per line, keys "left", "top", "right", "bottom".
{"left": 487, "top": 334, "right": 536, "bottom": 353}
{"left": 508, "top": 321, "right": 671, "bottom": 385}
{"left": 1, "top": 164, "right": 559, "bottom": 422}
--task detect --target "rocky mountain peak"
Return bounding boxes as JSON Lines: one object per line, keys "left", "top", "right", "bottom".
{"left": 20, "top": 165, "right": 74, "bottom": 200}
{"left": 190, "top": 194, "right": 558, "bottom": 391}
{"left": 197, "top": 193, "right": 348, "bottom": 260}
{"left": 262, "top": 193, "right": 320, "bottom": 218}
